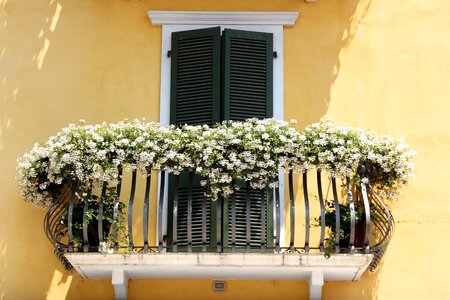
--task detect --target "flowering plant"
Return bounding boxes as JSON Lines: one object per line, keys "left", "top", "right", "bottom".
{"left": 190, "top": 118, "right": 301, "bottom": 199}
{"left": 17, "top": 117, "right": 416, "bottom": 208}
{"left": 299, "top": 117, "right": 416, "bottom": 197}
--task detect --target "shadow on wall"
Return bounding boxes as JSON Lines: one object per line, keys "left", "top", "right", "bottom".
{"left": 285, "top": 0, "right": 372, "bottom": 129}
{"left": 0, "top": 0, "right": 81, "bottom": 299}
{"left": 286, "top": 1, "right": 387, "bottom": 299}
{"left": 323, "top": 264, "right": 384, "bottom": 300}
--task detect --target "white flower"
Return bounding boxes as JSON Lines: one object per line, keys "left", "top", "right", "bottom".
{"left": 17, "top": 117, "right": 415, "bottom": 208}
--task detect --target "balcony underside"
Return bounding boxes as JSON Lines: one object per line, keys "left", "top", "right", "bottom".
{"left": 66, "top": 252, "right": 373, "bottom": 281}
{"left": 66, "top": 252, "right": 373, "bottom": 300}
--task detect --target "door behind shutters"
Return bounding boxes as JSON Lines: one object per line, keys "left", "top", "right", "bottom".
{"left": 168, "top": 27, "right": 275, "bottom": 252}
{"left": 221, "top": 29, "right": 275, "bottom": 251}
{"left": 167, "top": 27, "right": 221, "bottom": 251}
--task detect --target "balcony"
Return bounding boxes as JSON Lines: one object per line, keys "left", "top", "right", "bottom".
{"left": 17, "top": 118, "right": 413, "bottom": 300}
{"left": 44, "top": 167, "right": 393, "bottom": 300}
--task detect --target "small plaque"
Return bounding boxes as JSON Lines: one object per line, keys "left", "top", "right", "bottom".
{"left": 213, "top": 281, "right": 226, "bottom": 292}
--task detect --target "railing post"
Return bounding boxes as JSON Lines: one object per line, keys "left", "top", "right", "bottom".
{"left": 143, "top": 169, "right": 151, "bottom": 252}
{"left": 216, "top": 195, "right": 222, "bottom": 253}
{"left": 275, "top": 184, "right": 281, "bottom": 253}
{"left": 128, "top": 170, "right": 137, "bottom": 252}
{"left": 172, "top": 173, "right": 179, "bottom": 253}
{"left": 288, "top": 171, "right": 295, "bottom": 252}
{"left": 187, "top": 170, "right": 193, "bottom": 253}
{"left": 317, "top": 170, "right": 325, "bottom": 253}
{"left": 202, "top": 191, "right": 207, "bottom": 253}
{"left": 158, "top": 171, "right": 166, "bottom": 252}
{"left": 83, "top": 201, "right": 89, "bottom": 252}
{"left": 113, "top": 166, "right": 123, "bottom": 252}
{"left": 245, "top": 181, "right": 251, "bottom": 252}
{"left": 347, "top": 177, "right": 356, "bottom": 253}
{"left": 359, "top": 163, "right": 371, "bottom": 254}
{"left": 98, "top": 183, "right": 107, "bottom": 244}
{"left": 331, "top": 178, "right": 341, "bottom": 253}
{"left": 67, "top": 180, "right": 78, "bottom": 253}
{"left": 303, "top": 172, "right": 310, "bottom": 253}
{"left": 231, "top": 184, "right": 237, "bottom": 253}
{"left": 260, "top": 189, "right": 266, "bottom": 251}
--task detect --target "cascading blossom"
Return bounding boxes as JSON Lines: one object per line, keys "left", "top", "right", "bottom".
{"left": 17, "top": 117, "right": 416, "bottom": 208}
{"left": 192, "top": 118, "right": 302, "bottom": 199}
{"left": 300, "top": 117, "right": 417, "bottom": 197}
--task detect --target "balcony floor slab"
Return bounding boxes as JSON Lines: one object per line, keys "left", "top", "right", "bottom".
{"left": 65, "top": 252, "right": 373, "bottom": 282}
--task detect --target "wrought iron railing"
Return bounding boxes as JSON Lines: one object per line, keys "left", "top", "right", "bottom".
{"left": 44, "top": 166, "right": 394, "bottom": 271}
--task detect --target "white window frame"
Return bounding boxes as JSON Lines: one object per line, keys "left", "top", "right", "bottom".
{"left": 147, "top": 11, "right": 299, "bottom": 249}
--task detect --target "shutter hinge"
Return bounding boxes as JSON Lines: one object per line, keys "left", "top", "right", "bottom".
{"left": 273, "top": 51, "right": 278, "bottom": 58}
{"left": 167, "top": 50, "right": 172, "bottom": 58}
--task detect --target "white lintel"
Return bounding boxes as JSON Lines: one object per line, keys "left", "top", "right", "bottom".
{"left": 147, "top": 11, "right": 299, "bottom": 26}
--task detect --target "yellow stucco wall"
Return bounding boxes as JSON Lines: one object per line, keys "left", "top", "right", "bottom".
{"left": 1, "top": 0, "right": 449, "bottom": 299}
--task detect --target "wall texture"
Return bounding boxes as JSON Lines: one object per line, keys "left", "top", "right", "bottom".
{"left": 1, "top": 0, "right": 449, "bottom": 299}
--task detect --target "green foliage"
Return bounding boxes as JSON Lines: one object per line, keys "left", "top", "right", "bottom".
{"left": 59, "top": 188, "right": 127, "bottom": 251}
{"left": 315, "top": 199, "right": 366, "bottom": 258}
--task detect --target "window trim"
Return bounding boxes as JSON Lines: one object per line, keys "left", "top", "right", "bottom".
{"left": 147, "top": 11, "right": 299, "bottom": 249}
{"left": 147, "top": 11, "right": 299, "bottom": 26}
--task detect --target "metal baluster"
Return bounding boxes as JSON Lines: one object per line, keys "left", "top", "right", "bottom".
{"left": 46, "top": 186, "right": 71, "bottom": 246}
{"left": 113, "top": 166, "right": 123, "bottom": 251}
{"left": 216, "top": 195, "right": 222, "bottom": 253}
{"left": 158, "top": 171, "right": 166, "bottom": 252}
{"left": 143, "top": 169, "right": 151, "bottom": 252}
{"left": 303, "top": 172, "right": 310, "bottom": 253}
{"left": 67, "top": 180, "right": 78, "bottom": 253}
{"left": 260, "top": 189, "right": 266, "bottom": 251}
{"left": 246, "top": 181, "right": 251, "bottom": 252}
{"left": 347, "top": 177, "right": 356, "bottom": 253}
{"left": 98, "top": 183, "right": 107, "bottom": 243}
{"left": 317, "top": 170, "right": 325, "bottom": 252}
{"left": 202, "top": 190, "right": 207, "bottom": 253}
{"left": 231, "top": 185, "right": 237, "bottom": 253}
{"left": 367, "top": 185, "right": 392, "bottom": 247}
{"left": 172, "top": 174, "right": 179, "bottom": 253}
{"left": 289, "top": 171, "right": 295, "bottom": 252}
{"left": 128, "top": 170, "right": 137, "bottom": 251}
{"left": 187, "top": 170, "right": 193, "bottom": 253}
{"left": 331, "top": 178, "right": 340, "bottom": 253}
{"left": 83, "top": 201, "right": 89, "bottom": 252}
{"left": 360, "top": 181, "right": 371, "bottom": 253}
{"left": 275, "top": 185, "right": 281, "bottom": 253}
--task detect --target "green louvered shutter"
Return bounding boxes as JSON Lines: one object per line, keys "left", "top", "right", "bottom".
{"left": 223, "top": 186, "right": 274, "bottom": 251}
{"left": 167, "top": 173, "right": 217, "bottom": 252}
{"left": 221, "top": 29, "right": 274, "bottom": 251}
{"left": 168, "top": 27, "right": 221, "bottom": 251}
{"left": 222, "top": 29, "right": 273, "bottom": 121}
{"left": 170, "top": 27, "right": 221, "bottom": 126}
